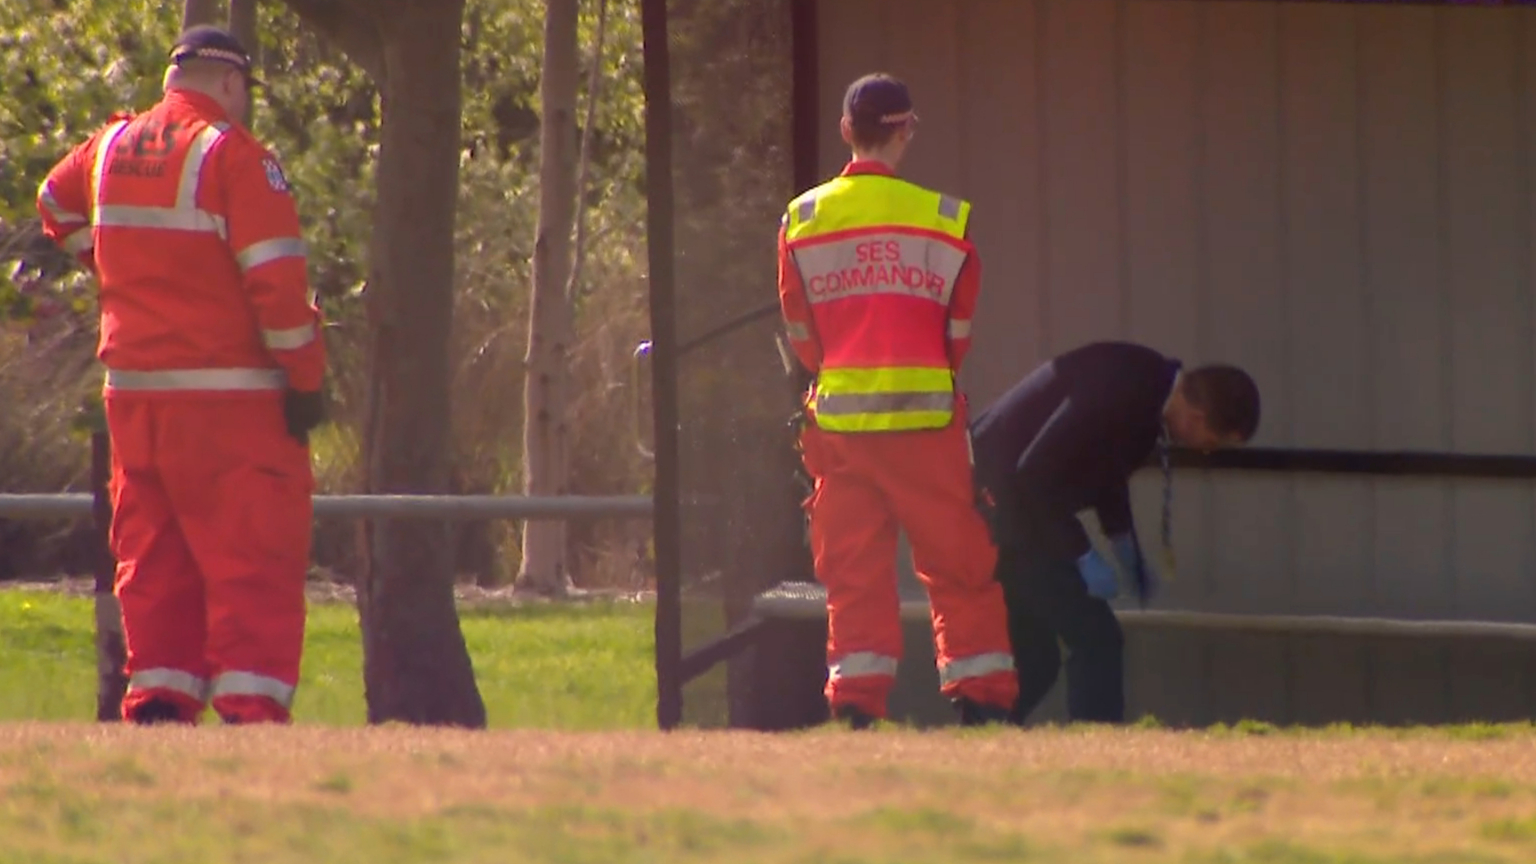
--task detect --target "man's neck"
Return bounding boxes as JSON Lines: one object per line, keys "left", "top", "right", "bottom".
{"left": 850, "top": 150, "right": 898, "bottom": 171}
{"left": 1160, "top": 372, "right": 1184, "bottom": 432}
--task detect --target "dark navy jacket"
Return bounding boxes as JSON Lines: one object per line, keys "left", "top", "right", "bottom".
{"left": 970, "top": 341, "right": 1182, "bottom": 562}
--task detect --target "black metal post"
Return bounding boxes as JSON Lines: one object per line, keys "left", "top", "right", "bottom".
{"left": 790, "top": 0, "right": 820, "bottom": 192}
{"left": 90, "top": 431, "right": 126, "bottom": 722}
{"left": 641, "top": 0, "right": 683, "bottom": 731}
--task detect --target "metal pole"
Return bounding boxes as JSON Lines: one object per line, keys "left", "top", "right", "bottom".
{"left": 90, "top": 431, "right": 126, "bottom": 722}
{"left": 641, "top": 0, "right": 683, "bottom": 732}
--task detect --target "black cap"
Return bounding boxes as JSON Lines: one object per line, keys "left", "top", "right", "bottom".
{"left": 170, "top": 25, "right": 262, "bottom": 87}
{"left": 842, "top": 73, "right": 917, "bottom": 129}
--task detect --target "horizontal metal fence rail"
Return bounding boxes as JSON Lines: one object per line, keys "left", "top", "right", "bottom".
{"left": 0, "top": 429, "right": 664, "bottom": 725}
{"left": 0, "top": 493, "right": 655, "bottom": 521}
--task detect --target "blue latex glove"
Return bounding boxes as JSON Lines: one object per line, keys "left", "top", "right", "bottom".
{"left": 1075, "top": 547, "right": 1120, "bottom": 600}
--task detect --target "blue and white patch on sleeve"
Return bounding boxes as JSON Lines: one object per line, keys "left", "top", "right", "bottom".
{"left": 262, "top": 157, "right": 290, "bottom": 193}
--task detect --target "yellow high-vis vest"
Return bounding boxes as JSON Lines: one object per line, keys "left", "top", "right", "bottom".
{"left": 783, "top": 174, "right": 972, "bottom": 433}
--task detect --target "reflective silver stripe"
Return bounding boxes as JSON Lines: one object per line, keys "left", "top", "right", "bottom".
{"left": 95, "top": 204, "right": 227, "bottom": 237}
{"left": 262, "top": 322, "right": 316, "bottom": 350}
{"left": 37, "top": 181, "right": 86, "bottom": 225}
{"left": 937, "top": 652, "right": 1016, "bottom": 687}
{"left": 237, "top": 236, "right": 307, "bottom": 272}
{"left": 938, "top": 194, "right": 964, "bottom": 221}
{"left": 90, "top": 120, "right": 132, "bottom": 209}
{"left": 127, "top": 668, "right": 209, "bottom": 701}
{"left": 105, "top": 367, "right": 286, "bottom": 391}
{"left": 791, "top": 232, "right": 967, "bottom": 307}
{"left": 784, "top": 321, "right": 811, "bottom": 341}
{"left": 62, "top": 230, "right": 94, "bottom": 255}
{"left": 828, "top": 651, "right": 899, "bottom": 681}
{"left": 948, "top": 319, "right": 972, "bottom": 339}
{"left": 815, "top": 390, "right": 954, "bottom": 417}
{"left": 177, "top": 123, "right": 229, "bottom": 210}
{"left": 90, "top": 119, "right": 228, "bottom": 239}
{"left": 210, "top": 671, "right": 296, "bottom": 708}
{"left": 796, "top": 196, "right": 817, "bottom": 224}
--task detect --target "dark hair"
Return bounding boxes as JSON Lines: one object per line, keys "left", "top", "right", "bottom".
{"left": 849, "top": 122, "right": 900, "bottom": 152}
{"left": 1183, "top": 364, "right": 1261, "bottom": 440}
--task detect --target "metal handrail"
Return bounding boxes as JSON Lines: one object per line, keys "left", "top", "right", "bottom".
{"left": 748, "top": 583, "right": 1536, "bottom": 643}
{"left": 0, "top": 492, "right": 656, "bottom": 522}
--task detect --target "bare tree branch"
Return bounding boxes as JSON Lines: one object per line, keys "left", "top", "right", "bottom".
{"left": 277, "top": 0, "right": 384, "bottom": 81}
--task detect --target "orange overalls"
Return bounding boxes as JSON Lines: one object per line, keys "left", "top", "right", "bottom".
{"left": 37, "top": 89, "right": 326, "bottom": 724}
{"left": 777, "top": 160, "right": 1018, "bottom": 720}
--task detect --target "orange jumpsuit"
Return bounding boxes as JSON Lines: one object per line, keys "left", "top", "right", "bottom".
{"left": 778, "top": 160, "right": 1018, "bottom": 721}
{"left": 37, "top": 89, "right": 326, "bottom": 724}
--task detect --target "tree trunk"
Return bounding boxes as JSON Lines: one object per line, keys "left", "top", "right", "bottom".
{"left": 182, "top": 0, "right": 224, "bottom": 30}
{"left": 228, "top": 0, "right": 260, "bottom": 122}
{"left": 91, "top": 431, "right": 127, "bottom": 722}
{"left": 354, "top": 0, "right": 486, "bottom": 727}
{"left": 566, "top": 0, "right": 609, "bottom": 304}
{"left": 515, "top": 0, "right": 581, "bottom": 598}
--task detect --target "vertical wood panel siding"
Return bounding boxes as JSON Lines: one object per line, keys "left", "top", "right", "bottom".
{"left": 813, "top": 0, "right": 1536, "bottom": 621}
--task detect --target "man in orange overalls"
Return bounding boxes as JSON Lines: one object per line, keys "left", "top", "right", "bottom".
{"left": 36, "top": 26, "right": 327, "bottom": 725}
{"left": 777, "top": 73, "right": 1018, "bottom": 728}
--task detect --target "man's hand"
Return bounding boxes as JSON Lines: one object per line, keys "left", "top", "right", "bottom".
{"left": 283, "top": 388, "right": 325, "bottom": 445}
{"left": 1075, "top": 548, "right": 1120, "bottom": 600}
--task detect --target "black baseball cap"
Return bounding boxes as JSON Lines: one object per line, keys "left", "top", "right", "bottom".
{"left": 170, "top": 25, "right": 262, "bottom": 87}
{"left": 842, "top": 73, "right": 917, "bottom": 129}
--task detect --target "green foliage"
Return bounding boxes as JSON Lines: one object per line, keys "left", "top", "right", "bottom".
{"left": 0, "top": 0, "right": 669, "bottom": 586}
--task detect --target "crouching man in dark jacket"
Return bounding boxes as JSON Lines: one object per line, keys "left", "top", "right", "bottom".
{"left": 969, "top": 341, "right": 1261, "bottom": 725}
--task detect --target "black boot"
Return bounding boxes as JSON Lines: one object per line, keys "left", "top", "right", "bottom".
{"left": 127, "top": 697, "right": 184, "bottom": 726}
{"left": 954, "top": 698, "right": 1011, "bottom": 728}
{"left": 831, "top": 704, "right": 877, "bottom": 731}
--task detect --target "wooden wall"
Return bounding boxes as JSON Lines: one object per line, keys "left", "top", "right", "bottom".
{"left": 815, "top": 0, "right": 1536, "bottom": 622}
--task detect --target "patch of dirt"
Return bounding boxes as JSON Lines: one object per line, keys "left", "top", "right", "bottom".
{"left": 1, "top": 724, "right": 1532, "bottom": 807}
{"left": 4, "top": 724, "right": 1536, "bottom": 859}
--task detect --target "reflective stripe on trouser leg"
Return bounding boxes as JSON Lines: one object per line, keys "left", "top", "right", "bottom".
{"left": 805, "top": 430, "right": 904, "bottom": 719}
{"left": 937, "top": 652, "right": 1015, "bottom": 688}
{"left": 828, "top": 651, "right": 899, "bottom": 682}
{"left": 210, "top": 671, "right": 296, "bottom": 709}
{"left": 873, "top": 421, "right": 1020, "bottom": 710}
{"left": 127, "top": 668, "right": 210, "bottom": 702}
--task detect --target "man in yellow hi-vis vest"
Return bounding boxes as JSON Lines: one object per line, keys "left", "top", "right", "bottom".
{"left": 777, "top": 73, "right": 1018, "bottom": 728}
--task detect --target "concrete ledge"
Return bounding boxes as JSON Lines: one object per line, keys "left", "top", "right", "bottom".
{"left": 735, "top": 580, "right": 1536, "bottom": 731}
{"left": 750, "top": 580, "right": 1536, "bottom": 643}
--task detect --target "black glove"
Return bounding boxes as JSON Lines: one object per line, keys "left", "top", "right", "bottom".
{"left": 283, "top": 388, "right": 325, "bottom": 445}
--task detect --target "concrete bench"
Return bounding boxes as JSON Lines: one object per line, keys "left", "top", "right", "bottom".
{"left": 731, "top": 580, "right": 1536, "bottom": 731}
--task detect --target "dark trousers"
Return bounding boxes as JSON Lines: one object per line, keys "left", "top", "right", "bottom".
{"left": 995, "top": 542, "right": 1125, "bottom": 724}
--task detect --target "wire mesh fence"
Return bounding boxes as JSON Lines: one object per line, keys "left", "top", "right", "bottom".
{"left": 646, "top": 0, "right": 813, "bottom": 727}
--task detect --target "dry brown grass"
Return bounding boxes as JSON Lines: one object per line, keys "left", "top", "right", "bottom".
{"left": 5, "top": 723, "right": 1536, "bottom": 862}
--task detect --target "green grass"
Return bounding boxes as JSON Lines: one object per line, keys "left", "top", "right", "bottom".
{"left": 10, "top": 586, "right": 1536, "bottom": 863}
{"left": 0, "top": 721, "right": 1532, "bottom": 864}
{"left": 0, "top": 588, "right": 657, "bottom": 729}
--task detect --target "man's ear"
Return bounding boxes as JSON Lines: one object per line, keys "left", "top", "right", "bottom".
{"left": 839, "top": 116, "right": 854, "bottom": 147}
